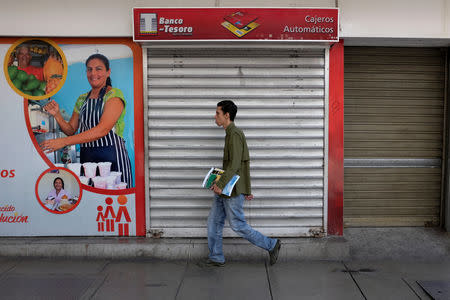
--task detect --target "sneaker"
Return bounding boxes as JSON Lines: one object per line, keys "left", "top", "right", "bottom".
{"left": 268, "top": 239, "right": 281, "bottom": 265}
{"left": 203, "top": 259, "right": 225, "bottom": 267}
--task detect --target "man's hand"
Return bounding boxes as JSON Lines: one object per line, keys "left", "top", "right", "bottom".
{"left": 245, "top": 194, "right": 254, "bottom": 201}
{"left": 210, "top": 184, "right": 222, "bottom": 195}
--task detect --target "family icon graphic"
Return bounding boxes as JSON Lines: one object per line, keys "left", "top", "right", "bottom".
{"left": 96, "top": 196, "right": 131, "bottom": 236}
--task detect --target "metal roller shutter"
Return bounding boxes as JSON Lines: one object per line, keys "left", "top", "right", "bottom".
{"left": 146, "top": 47, "right": 328, "bottom": 237}
{"left": 344, "top": 47, "right": 445, "bottom": 227}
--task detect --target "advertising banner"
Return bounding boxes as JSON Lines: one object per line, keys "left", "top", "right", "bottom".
{"left": 133, "top": 8, "right": 339, "bottom": 41}
{"left": 0, "top": 38, "right": 145, "bottom": 236}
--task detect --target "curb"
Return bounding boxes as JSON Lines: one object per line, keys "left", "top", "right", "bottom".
{"left": 0, "top": 237, "right": 350, "bottom": 261}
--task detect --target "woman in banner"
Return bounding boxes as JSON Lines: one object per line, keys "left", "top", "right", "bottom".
{"left": 45, "top": 177, "right": 71, "bottom": 210}
{"left": 40, "top": 54, "right": 133, "bottom": 188}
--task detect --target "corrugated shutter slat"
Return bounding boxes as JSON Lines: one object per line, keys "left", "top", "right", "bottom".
{"left": 344, "top": 47, "right": 444, "bottom": 227}
{"left": 147, "top": 48, "right": 326, "bottom": 237}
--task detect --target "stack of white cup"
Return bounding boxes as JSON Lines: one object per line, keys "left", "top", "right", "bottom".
{"left": 110, "top": 172, "right": 122, "bottom": 185}
{"left": 66, "top": 162, "right": 126, "bottom": 190}
{"left": 82, "top": 162, "right": 98, "bottom": 179}
{"left": 91, "top": 176, "right": 107, "bottom": 189}
{"left": 98, "top": 162, "right": 112, "bottom": 177}
{"left": 67, "top": 163, "right": 81, "bottom": 176}
{"left": 116, "top": 182, "right": 127, "bottom": 189}
{"left": 67, "top": 163, "right": 89, "bottom": 186}
{"left": 109, "top": 171, "right": 126, "bottom": 189}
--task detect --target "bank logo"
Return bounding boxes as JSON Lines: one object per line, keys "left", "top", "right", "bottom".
{"left": 140, "top": 13, "right": 158, "bottom": 34}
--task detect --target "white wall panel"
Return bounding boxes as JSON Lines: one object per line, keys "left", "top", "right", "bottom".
{"left": 339, "top": 0, "right": 447, "bottom": 38}
{"left": 1, "top": 1, "right": 450, "bottom": 43}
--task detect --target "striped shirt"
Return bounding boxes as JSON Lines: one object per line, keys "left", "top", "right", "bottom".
{"left": 74, "top": 87, "right": 126, "bottom": 146}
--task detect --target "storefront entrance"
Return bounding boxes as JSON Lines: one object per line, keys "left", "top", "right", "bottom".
{"left": 344, "top": 47, "right": 446, "bottom": 227}
{"left": 145, "top": 46, "right": 329, "bottom": 237}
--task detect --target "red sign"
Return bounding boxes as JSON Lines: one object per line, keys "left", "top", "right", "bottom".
{"left": 133, "top": 8, "right": 339, "bottom": 42}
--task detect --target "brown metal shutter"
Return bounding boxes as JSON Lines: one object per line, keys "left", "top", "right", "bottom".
{"left": 344, "top": 47, "right": 445, "bottom": 227}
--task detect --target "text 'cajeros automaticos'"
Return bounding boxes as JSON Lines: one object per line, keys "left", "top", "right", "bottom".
{"left": 283, "top": 15, "right": 335, "bottom": 34}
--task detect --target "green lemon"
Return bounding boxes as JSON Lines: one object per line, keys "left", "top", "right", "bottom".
{"left": 28, "top": 74, "right": 37, "bottom": 82}
{"left": 16, "top": 70, "right": 28, "bottom": 82}
{"left": 32, "top": 89, "right": 45, "bottom": 96}
{"left": 24, "top": 78, "right": 40, "bottom": 91}
{"left": 12, "top": 78, "right": 22, "bottom": 90}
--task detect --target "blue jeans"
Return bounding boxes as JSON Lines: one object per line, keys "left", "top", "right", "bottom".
{"left": 207, "top": 193, "right": 277, "bottom": 263}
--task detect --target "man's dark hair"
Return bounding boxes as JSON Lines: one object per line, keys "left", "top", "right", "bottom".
{"left": 217, "top": 100, "right": 238, "bottom": 121}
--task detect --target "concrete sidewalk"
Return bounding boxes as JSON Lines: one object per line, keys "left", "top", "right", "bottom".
{"left": 0, "top": 227, "right": 448, "bottom": 299}
{"left": 0, "top": 257, "right": 449, "bottom": 299}
{"left": 0, "top": 227, "right": 448, "bottom": 262}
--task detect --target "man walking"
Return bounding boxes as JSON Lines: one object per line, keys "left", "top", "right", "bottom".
{"left": 206, "top": 100, "right": 281, "bottom": 267}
